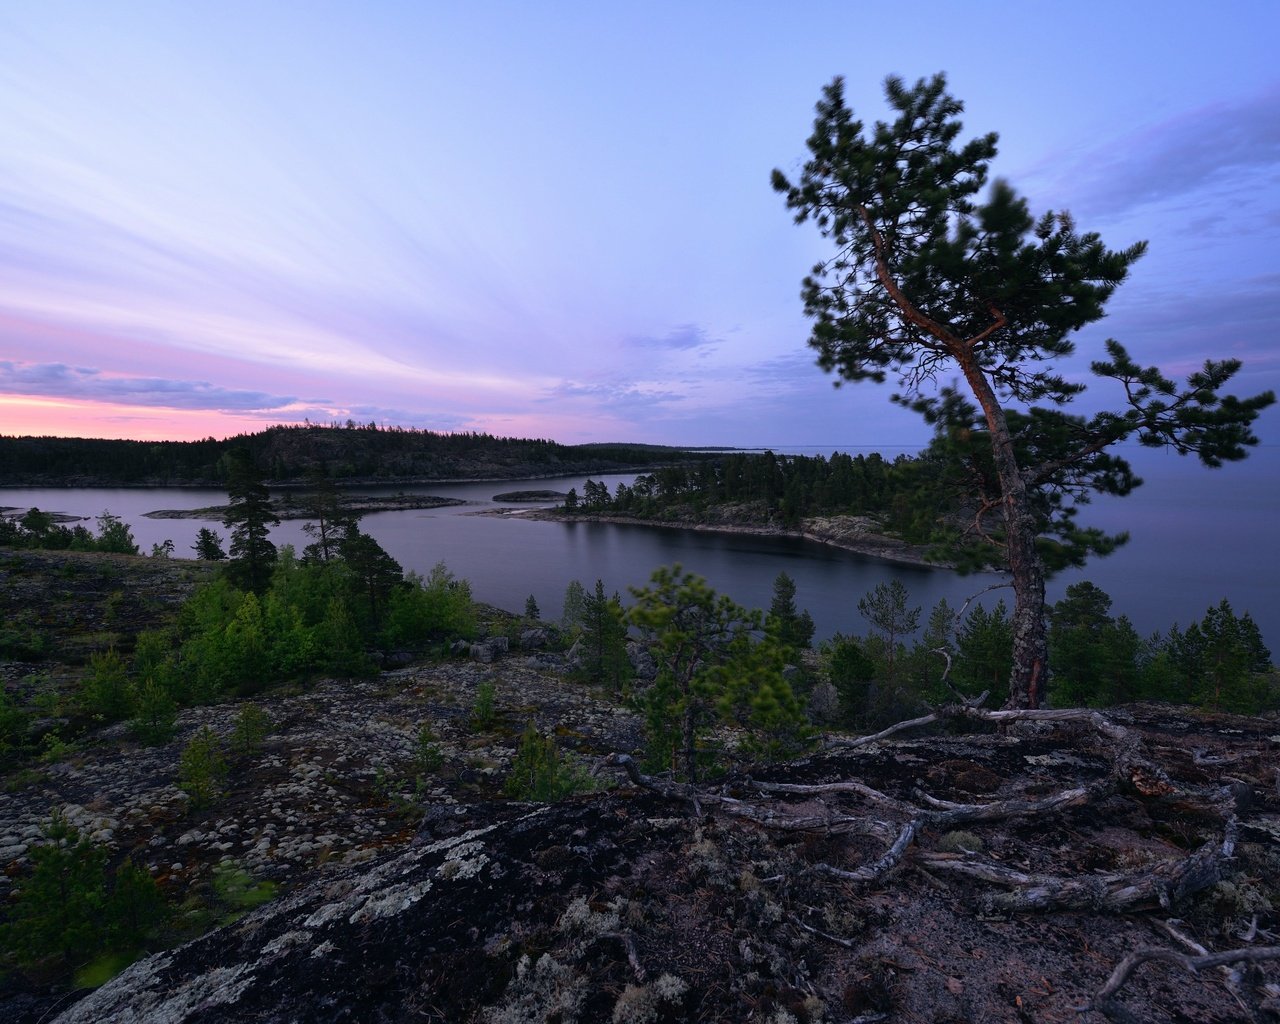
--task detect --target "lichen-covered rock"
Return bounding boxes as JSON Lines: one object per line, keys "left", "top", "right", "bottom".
{"left": 49, "top": 798, "right": 652, "bottom": 1024}
{"left": 625, "top": 642, "right": 656, "bottom": 682}
{"left": 470, "top": 637, "right": 510, "bottom": 663}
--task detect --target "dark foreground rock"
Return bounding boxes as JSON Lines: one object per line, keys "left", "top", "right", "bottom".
{"left": 20, "top": 701, "right": 1279, "bottom": 1024}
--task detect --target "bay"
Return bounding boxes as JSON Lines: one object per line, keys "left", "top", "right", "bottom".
{"left": 2, "top": 446, "right": 1275, "bottom": 653}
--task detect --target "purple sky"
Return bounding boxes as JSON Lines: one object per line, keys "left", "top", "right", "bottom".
{"left": 1, "top": 1, "right": 1277, "bottom": 448}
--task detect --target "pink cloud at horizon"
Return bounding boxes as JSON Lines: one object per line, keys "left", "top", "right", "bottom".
{"left": 0, "top": 395, "right": 279, "bottom": 442}
{"left": 0, "top": 392, "right": 659, "bottom": 448}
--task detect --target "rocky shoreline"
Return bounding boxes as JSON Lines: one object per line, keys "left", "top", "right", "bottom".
{"left": 489, "top": 506, "right": 947, "bottom": 568}
{"left": 143, "top": 494, "right": 467, "bottom": 521}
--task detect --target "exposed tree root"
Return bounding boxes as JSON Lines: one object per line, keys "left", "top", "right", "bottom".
{"left": 593, "top": 931, "right": 647, "bottom": 982}
{"left": 823, "top": 710, "right": 947, "bottom": 751}
{"left": 811, "top": 820, "right": 918, "bottom": 885}
{"left": 916, "top": 816, "right": 1237, "bottom": 914}
{"left": 599, "top": 703, "right": 1276, "bottom": 1020}
{"left": 1082, "top": 944, "right": 1280, "bottom": 1023}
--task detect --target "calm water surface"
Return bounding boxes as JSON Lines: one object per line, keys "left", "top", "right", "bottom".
{"left": 3, "top": 446, "right": 1276, "bottom": 651}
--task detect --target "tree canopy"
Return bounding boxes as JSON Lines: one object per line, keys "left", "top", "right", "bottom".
{"left": 774, "top": 73, "right": 1274, "bottom": 708}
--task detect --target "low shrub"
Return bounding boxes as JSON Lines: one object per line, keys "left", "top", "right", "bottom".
{"left": 504, "top": 724, "right": 594, "bottom": 802}
{"left": 177, "top": 726, "right": 227, "bottom": 810}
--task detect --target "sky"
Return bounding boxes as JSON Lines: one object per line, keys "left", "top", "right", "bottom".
{"left": 1, "top": 1, "right": 1277, "bottom": 450}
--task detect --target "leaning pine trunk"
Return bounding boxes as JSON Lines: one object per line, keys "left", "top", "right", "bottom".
{"left": 962, "top": 360, "right": 1049, "bottom": 709}
{"left": 682, "top": 701, "right": 698, "bottom": 784}
{"left": 1005, "top": 501, "right": 1048, "bottom": 709}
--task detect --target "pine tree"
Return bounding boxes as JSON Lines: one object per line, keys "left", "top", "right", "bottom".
{"left": 767, "top": 572, "right": 815, "bottom": 651}
{"left": 192, "top": 527, "right": 226, "bottom": 561}
{"left": 300, "top": 470, "right": 353, "bottom": 564}
{"left": 561, "top": 579, "right": 587, "bottom": 632}
{"left": 337, "top": 522, "right": 402, "bottom": 629}
{"left": 628, "top": 565, "right": 758, "bottom": 782}
{"left": 856, "top": 580, "right": 920, "bottom": 679}
{"left": 94, "top": 510, "right": 139, "bottom": 555}
{"left": 954, "top": 601, "right": 1014, "bottom": 695}
{"left": 775, "top": 74, "right": 1274, "bottom": 707}
{"left": 576, "top": 579, "right": 631, "bottom": 689}
{"left": 1048, "top": 582, "right": 1141, "bottom": 707}
{"left": 907, "top": 598, "right": 957, "bottom": 704}
{"left": 222, "top": 449, "right": 279, "bottom": 594}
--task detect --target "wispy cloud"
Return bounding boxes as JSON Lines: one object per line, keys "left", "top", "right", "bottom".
{"left": 626, "top": 323, "right": 721, "bottom": 352}
{"left": 544, "top": 378, "right": 688, "bottom": 411}
{"left": 0, "top": 361, "right": 309, "bottom": 412}
{"left": 1025, "top": 83, "right": 1280, "bottom": 220}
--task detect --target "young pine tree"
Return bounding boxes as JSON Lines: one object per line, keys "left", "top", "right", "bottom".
{"left": 628, "top": 566, "right": 758, "bottom": 782}
{"left": 576, "top": 580, "right": 632, "bottom": 689}
{"left": 767, "top": 571, "right": 815, "bottom": 651}
{"left": 857, "top": 580, "right": 920, "bottom": 680}
{"left": 222, "top": 450, "right": 279, "bottom": 594}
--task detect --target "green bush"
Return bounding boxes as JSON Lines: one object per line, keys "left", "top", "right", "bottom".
{"left": 81, "top": 648, "right": 134, "bottom": 722}
{"left": 716, "top": 639, "right": 811, "bottom": 764}
{"left": 177, "top": 726, "right": 227, "bottom": 810}
{"left": 0, "top": 618, "right": 47, "bottom": 660}
{"left": 412, "top": 722, "right": 445, "bottom": 776}
{"left": 131, "top": 629, "right": 183, "bottom": 702}
{"left": 263, "top": 593, "right": 315, "bottom": 680}
{"left": 504, "top": 724, "right": 593, "bottom": 802}
{"left": 1, "top": 812, "right": 165, "bottom": 969}
{"left": 222, "top": 592, "right": 271, "bottom": 694}
{"left": 823, "top": 634, "right": 877, "bottom": 724}
{"left": 314, "top": 596, "right": 373, "bottom": 677}
{"left": 0, "top": 688, "right": 28, "bottom": 767}
{"left": 471, "top": 680, "right": 497, "bottom": 729}
{"left": 229, "top": 703, "right": 272, "bottom": 757}
{"left": 92, "top": 511, "right": 139, "bottom": 555}
{"left": 130, "top": 678, "right": 177, "bottom": 745}
{"left": 383, "top": 563, "right": 477, "bottom": 647}
{"left": 212, "top": 862, "right": 277, "bottom": 913}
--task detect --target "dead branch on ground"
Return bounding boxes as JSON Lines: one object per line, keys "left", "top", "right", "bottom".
{"left": 1081, "top": 943, "right": 1280, "bottom": 1023}
{"left": 598, "top": 700, "right": 1275, "bottom": 1019}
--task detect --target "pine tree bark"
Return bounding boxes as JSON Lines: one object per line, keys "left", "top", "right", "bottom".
{"left": 958, "top": 357, "right": 1047, "bottom": 709}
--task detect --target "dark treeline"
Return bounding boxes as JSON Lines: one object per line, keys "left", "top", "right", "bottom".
{"left": 0, "top": 424, "right": 705, "bottom": 487}
{"left": 570, "top": 450, "right": 937, "bottom": 538}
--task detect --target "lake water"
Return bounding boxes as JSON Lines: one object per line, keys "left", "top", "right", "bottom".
{"left": 2, "top": 445, "right": 1276, "bottom": 653}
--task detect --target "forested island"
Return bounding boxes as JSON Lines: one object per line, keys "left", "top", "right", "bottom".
{"left": 534, "top": 450, "right": 945, "bottom": 566}
{"left": 0, "top": 424, "right": 707, "bottom": 487}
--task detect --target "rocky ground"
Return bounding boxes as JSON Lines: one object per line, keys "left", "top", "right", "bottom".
{"left": 0, "top": 653, "right": 643, "bottom": 1022}
{"left": 1, "top": 550, "right": 1278, "bottom": 1023}
{"left": 2, "top": 657, "right": 1278, "bottom": 1022}
{"left": 0, "top": 549, "right": 214, "bottom": 667}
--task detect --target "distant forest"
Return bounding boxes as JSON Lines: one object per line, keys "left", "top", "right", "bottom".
{"left": 0, "top": 424, "right": 706, "bottom": 487}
